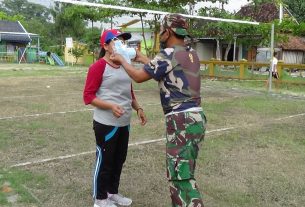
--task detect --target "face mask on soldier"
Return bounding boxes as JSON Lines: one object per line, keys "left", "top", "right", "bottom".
{"left": 159, "top": 41, "right": 167, "bottom": 50}
{"left": 159, "top": 29, "right": 170, "bottom": 49}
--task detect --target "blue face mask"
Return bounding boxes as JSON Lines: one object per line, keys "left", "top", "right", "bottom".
{"left": 113, "top": 40, "right": 136, "bottom": 63}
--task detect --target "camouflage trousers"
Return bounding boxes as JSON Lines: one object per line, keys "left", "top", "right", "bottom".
{"left": 166, "top": 110, "right": 206, "bottom": 207}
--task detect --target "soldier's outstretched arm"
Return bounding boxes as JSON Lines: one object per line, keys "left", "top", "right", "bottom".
{"left": 110, "top": 52, "right": 152, "bottom": 83}
{"left": 121, "top": 61, "right": 152, "bottom": 83}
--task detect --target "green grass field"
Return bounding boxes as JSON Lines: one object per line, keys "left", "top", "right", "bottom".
{"left": 0, "top": 63, "right": 305, "bottom": 207}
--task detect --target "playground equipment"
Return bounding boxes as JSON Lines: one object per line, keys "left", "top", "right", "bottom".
{"left": 51, "top": 53, "right": 65, "bottom": 66}
{"left": 39, "top": 51, "right": 65, "bottom": 66}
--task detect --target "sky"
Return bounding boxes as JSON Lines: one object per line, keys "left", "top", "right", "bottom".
{"left": 196, "top": 0, "right": 249, "bottom": 13}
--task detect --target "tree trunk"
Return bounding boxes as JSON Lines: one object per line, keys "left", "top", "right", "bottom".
{"left": 110, "top": 16, "right": 113, "bottom": 29}
{"left": 140, "top": 14, "right": 148, "bottom": 56}
{"left": 152, "top": 14, "right": 159, "bottom": 58}
{"left": 60, "top": 28, "right": 64, "bottom": 55}
{"left": 224, "top": 40, "right": 232, "bottom": 61}
{"left": 216, "top": 39, "right": 221, "bottom": 60}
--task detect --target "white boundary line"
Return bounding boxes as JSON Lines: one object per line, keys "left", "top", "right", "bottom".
{"left": 206, "top": 127, "right": 235, "bottom": 134}
{"left": 0, "top": 92, "right": 81, "bottom": 99}
{"left": 0, "top": 104, "right": 160, "bottom": 120}
{"left": 0, "top": 109, "right": 93, "bottom": 120}
{"left": 7, "top": 112, "right": 305, "bottom": 168}
{"left": 275, "top": 113, "right": 305, "bottom": 121}
{"left": 10, "top": 151, "right": 95, "bottom": 167}
{"left": 146, "top": 103, "right": 160, "bottom": 106}
{"left": 10, "top": 128, "right": 233, "bottom": 168}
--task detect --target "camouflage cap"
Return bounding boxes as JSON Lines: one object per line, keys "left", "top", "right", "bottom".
{"left": 162, "top": 14, "right": 189, "bottom": 36}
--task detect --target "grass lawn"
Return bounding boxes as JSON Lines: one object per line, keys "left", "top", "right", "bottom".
{"left": 0, "top": 63, "right": 305, "bottom": 207}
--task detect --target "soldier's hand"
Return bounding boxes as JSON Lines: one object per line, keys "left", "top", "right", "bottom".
{"left": 135, "top": 50, "right": 150, "bottom": 64}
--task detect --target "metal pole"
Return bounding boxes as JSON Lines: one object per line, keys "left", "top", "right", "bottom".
{"left": 38, "top": 37, "right": 40, "bottom": 63}
{"left": 268, "top": 23, "right": 275, "bottom": 93}
{"left": 279, "top": 4, "right": 283, "bottom": 24}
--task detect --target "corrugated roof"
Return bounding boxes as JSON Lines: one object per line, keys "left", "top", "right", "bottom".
{"left": 278, "top": 36, "right": 305, "bottom": 51}
{"left": 0, "top": 33, "right": 31, "bottom": 43}
{"left": 0, "top": 20, "right": 25, "bottom": 33}
{"left": 0, "top": 20, "right": 32, "bottom": 43}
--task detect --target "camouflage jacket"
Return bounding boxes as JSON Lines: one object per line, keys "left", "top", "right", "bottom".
{"left": 144, "top": 45, "right": 201, "bottom": 114}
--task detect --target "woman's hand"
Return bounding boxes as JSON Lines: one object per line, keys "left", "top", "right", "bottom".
{"left": 111, "top": 104, "right": 125, "bottom": 118}
{"left": 137, "top": 108, "right": 147, "bottom": 125}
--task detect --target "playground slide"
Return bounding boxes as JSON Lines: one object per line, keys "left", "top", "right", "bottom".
{"left": 51, "top": 53, "right": 65, "bottom": 66}
{"left": 47, "top": 56, "right": 55, "bottom": 65}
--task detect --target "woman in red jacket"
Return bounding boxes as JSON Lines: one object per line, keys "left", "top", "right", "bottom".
{"left": 83, "top": 29, "right": 147, "bottom": 207}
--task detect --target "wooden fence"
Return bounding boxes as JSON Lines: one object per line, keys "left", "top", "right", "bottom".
{"left": 200, "top": 60, "right": 305, "bottom": 84}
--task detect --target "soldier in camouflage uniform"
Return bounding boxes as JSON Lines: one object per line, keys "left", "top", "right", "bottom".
{"left": 110, "top": 13, "right": 207, "bottom": 207}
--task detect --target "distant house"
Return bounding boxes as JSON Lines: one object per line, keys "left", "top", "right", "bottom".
{"left": 237, "top": 2, "right": 305, "bottom": 64}
{"left": 194, "top": 3, "right": 283, "bottom": 62}
{"left": 194, "top": 38, "right": 217, "bottom": 61}
{"left": 0, "top": 20, "right": 39, "bottom": 62}
{"left": 278, "top": 36, "right": 305, "bottom": 64}
{"left": 194, "top": 36, "right": 254, "bottom": 62}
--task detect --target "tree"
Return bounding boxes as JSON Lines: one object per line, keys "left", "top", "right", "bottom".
{"left": 283, "top": 0, "right": 305, "bottom": 23}
{"left": 0, "top": 0, "right": 50, "bottom": 22}
{"left": 68, "top": 44, "right": 86, "bottom": 64}
{"left": 276, "top": 18, "right": 305, "bottom": 41}
{"left": 83, "top": 27, "right": 101, "bottom": 60}
{"left": 0, "top": 0, "right": 27, "bottom": 16}
{"left": 62, "top": 0, "right": 125, "bottom": 62}
{"left": 22, "top": 19, "right": 56, "bottom": 51}
{"left": 193, "top": 7, "right": 236, "bottom": 60}
{"left": 125, "top": 0, "right": 192, "bottom": 57}
{"left": 0, "top": 11, "right": 24, "bottom": 21}
{"left": 51, "top": 2, "right": 87, "bottom": 53}
{"left": 0, "top": 0, "right": 56, "bottom": 51}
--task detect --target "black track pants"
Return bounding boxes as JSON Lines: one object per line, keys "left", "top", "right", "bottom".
{"left": 92, "top": 120, "right": 130, "bottom": 200}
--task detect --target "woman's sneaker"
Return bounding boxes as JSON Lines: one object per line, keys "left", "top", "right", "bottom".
{"left": 94, "top": 199, "right": 117, "bottom": 207}
{"left": 108, "top": 194, "right": 132, "bottom": 206}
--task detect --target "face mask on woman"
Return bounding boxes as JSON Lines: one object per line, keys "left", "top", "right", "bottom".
{"left": 113, "top": 40, "right": 136, "bottom": 63}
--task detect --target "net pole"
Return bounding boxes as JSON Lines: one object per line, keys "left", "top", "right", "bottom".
{"left": 268, "top": 23, "right": 275, "bottom": 93}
